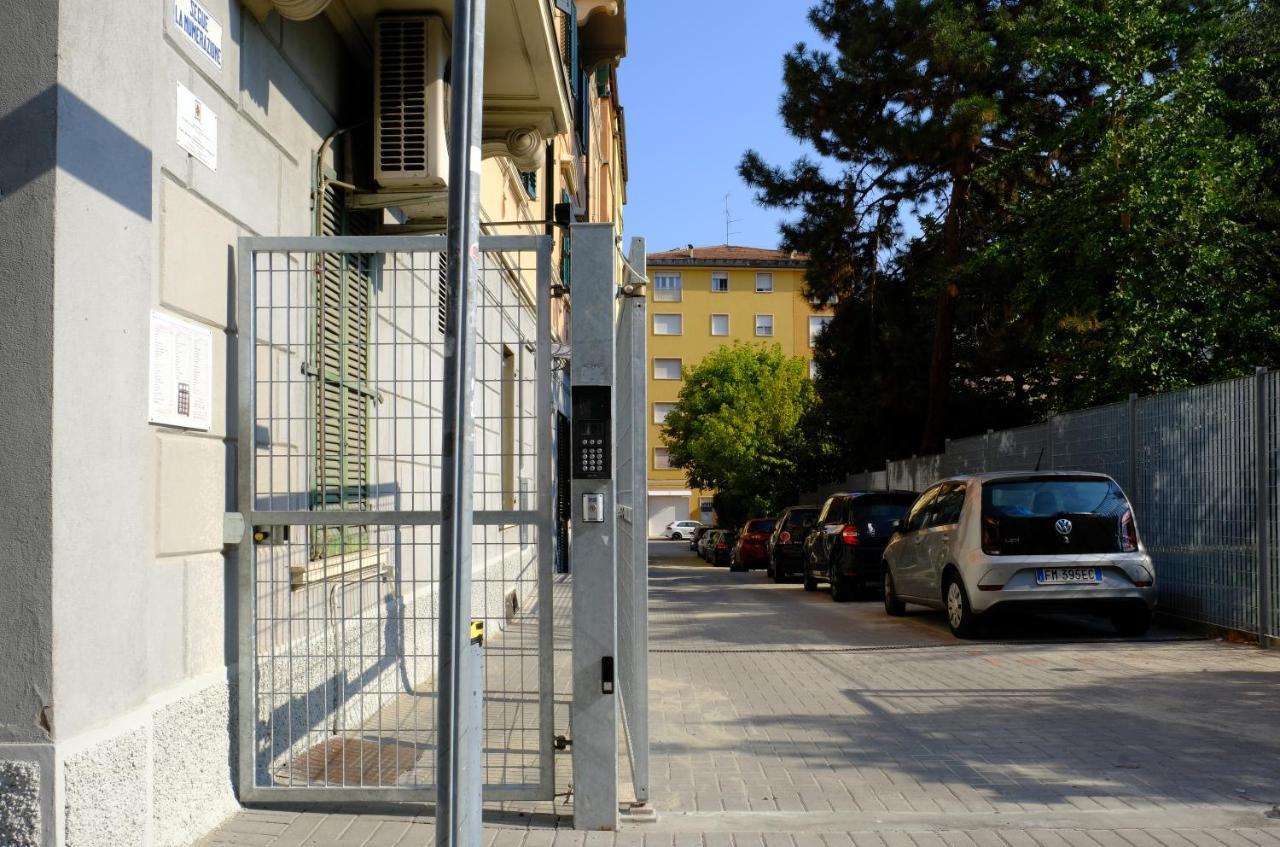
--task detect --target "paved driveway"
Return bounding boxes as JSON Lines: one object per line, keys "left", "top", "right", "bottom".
{"left": 646, "top": 540, "right": 1280, "bottom": 832}
{"left": 204, "top": 541, "right": 1280, "bottom": 846}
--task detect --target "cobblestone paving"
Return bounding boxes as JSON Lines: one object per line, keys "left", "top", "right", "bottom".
{"left": 201, "top": 542, "right": 1280, "bottom": 846}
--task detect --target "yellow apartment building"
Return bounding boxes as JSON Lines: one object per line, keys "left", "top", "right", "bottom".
{"left": 644, "top": 245, "right": 835, "bottom": 536}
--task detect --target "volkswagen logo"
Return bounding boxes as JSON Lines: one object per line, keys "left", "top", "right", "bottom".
{"left": 1055, "top": 518, "right": 1074, "bottom": 536}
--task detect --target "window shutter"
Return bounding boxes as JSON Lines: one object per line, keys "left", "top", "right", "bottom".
{"left": 312, "top": 184, "right": 374, "bottom": 560}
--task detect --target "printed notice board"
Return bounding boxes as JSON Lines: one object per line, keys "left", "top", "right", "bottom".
{"left": 149, "top": 310, "right": 213, "bottom": 430}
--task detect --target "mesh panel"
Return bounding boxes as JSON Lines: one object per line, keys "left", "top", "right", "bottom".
{"left": 244, "top": 237, "right": 552, "bottom": 799}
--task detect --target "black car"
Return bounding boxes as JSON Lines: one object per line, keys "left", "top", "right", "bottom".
{"left": 709, "top": 529, "right": 736, "bottom": 566}
{"left": 696, "top": 528, "right": 720, "bottom": 561}
{"left": 767, "top": 505, "right": 820, "bottom": 581}
{"left": 689, "top": 524, "right": 711, "bottom": 551}
{"left": 803, "top": 491, "right": 918, "bottom": 601}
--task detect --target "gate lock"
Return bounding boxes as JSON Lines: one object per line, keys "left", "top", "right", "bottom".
{"left": 252, "top": 525, "right": 290, "bottom": 546}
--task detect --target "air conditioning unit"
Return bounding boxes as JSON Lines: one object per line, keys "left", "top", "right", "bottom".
{"left": 374, "top": 14, "right": 450, "bottom": 191}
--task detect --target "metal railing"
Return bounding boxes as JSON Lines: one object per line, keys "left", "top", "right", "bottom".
{"left": 811, "top": 370, "right": 1280, "bottom": 642}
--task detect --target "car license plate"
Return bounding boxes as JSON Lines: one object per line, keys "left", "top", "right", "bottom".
{"left": 1037, "top": 567, "right": 1101, "bottom": 585}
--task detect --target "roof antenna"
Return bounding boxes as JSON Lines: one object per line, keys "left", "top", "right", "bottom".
{"left": 1034, "top": 446, "right": 1045, "bottom": 471}
{"left": 724, "top": 193, "right": 741, "bottom": 246}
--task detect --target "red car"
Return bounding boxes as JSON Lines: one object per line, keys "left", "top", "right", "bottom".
{"left": 730, "top": 518, "right": 777, "bottom": 572}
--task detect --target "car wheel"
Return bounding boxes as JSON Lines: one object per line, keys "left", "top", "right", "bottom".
{"left": 1111, "top": 607, "right": 1153, "bottom": 637}
{"left": 766, "top": 555, "right": 775, "bottom": 580}
{"left": 671, "top": 532, "right": 683, "bottom": 541}
{"left": 830, "top": 564, "right": 854, "bottom": 602}
{"left": 729, "top": 552, "right": 745, "bottom": 573}
{"left": 802, "top": 565, "right": 818, "bottom": 592}
{"left": 883, "top": 567, "right": 906, "bottom": 616}
{"left": 944, "top": 575, "right": 980, "bottom": 638}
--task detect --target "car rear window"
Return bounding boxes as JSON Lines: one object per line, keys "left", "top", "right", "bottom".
{"left": 747, "top": 519, "right": 776, "bottom": 534}
{"left": 849, "top": 493, "right": 917, "bottom": 520}
{"left": 984, "top": 478, "right": 1128, "bottom": 518}
{"left": 982, "top": 476, "right": 1133, "bottom": 555}
{"left": 785, "top": 509, "right": 818, "bottom": 527}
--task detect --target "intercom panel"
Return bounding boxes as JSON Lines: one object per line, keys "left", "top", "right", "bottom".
{"left": 572, "top": 385, "right": 611, "bottom": 480}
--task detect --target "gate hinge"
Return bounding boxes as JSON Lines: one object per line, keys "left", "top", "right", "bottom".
{"left": 223, "top": 513, "right": 246, "bottom": 545}
{"left": 554, "top": 734, "right": 572, "bottom": 751}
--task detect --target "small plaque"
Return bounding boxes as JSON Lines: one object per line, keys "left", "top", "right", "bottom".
{"left": 176, "top": 83, "right": 217, "bottom": 171}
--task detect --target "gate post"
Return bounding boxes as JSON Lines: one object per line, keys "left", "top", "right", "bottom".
{"left": 569, "top": 223, "right": 620, "bottom": 830}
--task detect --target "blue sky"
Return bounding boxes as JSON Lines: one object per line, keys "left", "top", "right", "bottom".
{"left": 619, "top": 1, "right": 821, "bottom": 254}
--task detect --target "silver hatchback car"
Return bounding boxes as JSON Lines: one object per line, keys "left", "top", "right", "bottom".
{"left": 881, "top": 472, "right": 1156, "bottom": 637}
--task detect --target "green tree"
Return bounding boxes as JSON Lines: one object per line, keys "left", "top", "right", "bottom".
{"left": 661, "top": 343, "right": 817, "bottom": 528}
{"left": 975, "top": 0, "right": 1280, "bottom": 407}
{"left": 740, "top": 0, "right": 1078, "bottom": 451}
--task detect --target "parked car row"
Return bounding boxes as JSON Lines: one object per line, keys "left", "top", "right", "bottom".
{"left": 695, "top": 527, "right": 734, "bottom": 566}
{"left": 717, "top": 471, "right": 1158, "bottom": 639}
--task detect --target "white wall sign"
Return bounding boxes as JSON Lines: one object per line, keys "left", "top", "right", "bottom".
{"left": 173, "top": 0, "right": 223, "bottom": 68}
{"left": 149, "top": 310, "right": 214, "bottom": 431}
{"left": 176, "top": 83, "right": 217, "bottom": 171}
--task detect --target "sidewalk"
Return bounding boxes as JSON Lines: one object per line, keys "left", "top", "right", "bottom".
{"left": 203, "top": 545, "right": 1280, "bottom": 846}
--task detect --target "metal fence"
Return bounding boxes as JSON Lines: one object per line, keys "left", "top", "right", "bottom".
{"left": 811, "top": 371, "right": 1280, "bottom": 642}
{"left": 235, "top": 235, "right": 557, "bottom": 803}
{"left": 613, "top": 243, "right": 650, "bottom": 803}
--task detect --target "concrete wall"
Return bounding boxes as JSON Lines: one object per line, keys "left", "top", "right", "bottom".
{"left": 2, "top": 0, "right": 553, "bottom": 842}
{"left": 45, "top": 0, "right": 350, "bottom": 843}
{"left": 0, "top": 0, "right": 59, "bottom": 843}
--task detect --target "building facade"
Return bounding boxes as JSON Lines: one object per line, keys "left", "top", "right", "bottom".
{"left": 644, "top": 245, "right": 833, "bottom": 537}
{"left": 0, "top": 1, "right": 626, "bottom": 845}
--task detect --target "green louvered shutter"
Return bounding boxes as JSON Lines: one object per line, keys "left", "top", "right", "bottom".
{"left": 311, "top": 185, "right": 373, "bottom": 560}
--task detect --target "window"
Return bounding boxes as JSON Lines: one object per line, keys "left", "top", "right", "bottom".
{"left": 929, "top": 484, "right": 967, "bottom": 528}
{"left": 809, "top": 360, "right": 818, "bottom": 380}
{"left": 653, "top": 314, "right": 683, "bottom": 336}
{"left": 654, "top": 447, "right": 672, "bottom": 469}
{"left": 809, "top": 316, "right": 833, "bottom": 347}
{"left": 653, "top": 402, "right": 676, "bottom": 424}
{"left": 711, "top": 272, "right": 729, "bottom": 293}
{"left": 519, "top": 170, "right": 538, "bottom": 199}
{"left": 654, "top": 273, "right": 682, "bottom": 302}
{"left": 903, "top": 486, "right": 942, "bottom": 532}
{"left": 653, "top": 358, "right": 682, "bottom": 380}
{"left": 818, "top": 496, "right": 847, "bottom": 525}
{"left": 754, "top": 314, "right": 774, "bottom": 337}
{"left": 710, "top": 314, "right": 729, "bottom": 336}
{"left": 755, "top": 272, "right": 774, "bottom": 293}
{"left": 311, "top": 185, "right": 374, "bottom": 564}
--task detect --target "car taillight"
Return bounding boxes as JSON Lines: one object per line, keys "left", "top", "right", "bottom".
{"left": 841, "top": 525, "right": 860, "bottom": 545}
{"left": 779, "top": 531, "right": 791, "bottom": 543}
{"left": 748, "top": 532, "right": 767, "bottom": 542}
{"left": 982, "top": 516, "right": 1001, "bottom": 555}
{"left": 716, "top": 541, "right": 727, "bottom": 549}
{"left": 1119, "top": 509, "right": 1138, "bottom": 552}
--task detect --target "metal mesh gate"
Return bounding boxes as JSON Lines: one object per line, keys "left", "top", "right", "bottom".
{"left": 235, "top": 235, "right": 555, "bottom": 803}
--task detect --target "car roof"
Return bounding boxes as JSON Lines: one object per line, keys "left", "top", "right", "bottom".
{"left": 826, "top": 490, "right": 918, "bottom": 499}
{"left": 936, "top": 470, "right": 1116, "bottom": 484}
